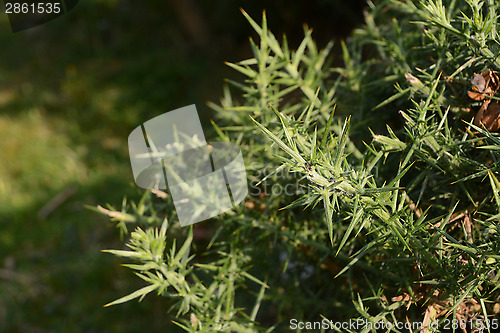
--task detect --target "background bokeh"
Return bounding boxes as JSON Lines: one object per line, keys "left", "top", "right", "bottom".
{"left": 0, "top": 1, "right": 364, "bottom": 331}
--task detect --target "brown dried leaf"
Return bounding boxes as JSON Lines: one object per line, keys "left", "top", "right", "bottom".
{"left": 392, "top": 293, "right": 411, "bottom": 303}
{"left": 151, "top": 189, "right": 168, "bottom": 199}
{"left": 474, "top": 99, "right": 490, "bottom": 126}
{"left": 420, "top": 304, "right": 440, "bottom": 333}
{"left": 463, "top": 211, "right": 473, "bottom": 244}
{"left": 468, "top": 90, "right": 486, "bottom": 101}
{"left": 485, "top": 69, "right": 500, "bottom": 93}
{"left": 405, "top": 72, "right": 421, "bottom": 85}
{"left": 478, "top": 102, "right": 500, "bottom": 131}
{"left": 468, "top": 70, "right": 500, "bottom": 101}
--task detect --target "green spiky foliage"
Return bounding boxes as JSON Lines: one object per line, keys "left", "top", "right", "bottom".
{"left": 98, "top": 1, "right": 500, "bottom": 332}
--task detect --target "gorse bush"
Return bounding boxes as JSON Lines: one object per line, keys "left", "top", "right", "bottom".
{"left": 97, "top": 0, "right": 500, "bottom": 331}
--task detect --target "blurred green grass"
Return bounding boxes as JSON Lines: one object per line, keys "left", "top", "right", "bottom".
{"left": 0, "top": 0, "right": 364, "bottom": 331}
